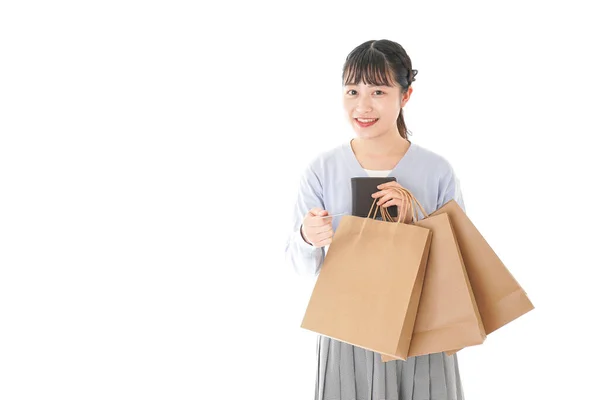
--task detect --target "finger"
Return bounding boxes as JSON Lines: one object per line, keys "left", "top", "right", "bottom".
{"left": 312, "top": 224, "right": 333, "bottom": 235}
{"left": 381, "top": 198, "right": 406, "bottom": 209}
{"left": 315, "top": 214, "right": 335, "bottom": 221}
{"left": 377, "top": 181, "right": 401, "bottom": 189}
{"left": 372, "top": 188, "right": 404, "bottom": 199}
{"left": 308, "top": 208, "right": 328, "bottom": 217}
{"left": 305, "top": 216, "right": 331, "bottom": 228}
{"left": 376, "top": 191, "right": 402, "bottom": 206}
{"left": 313, "top": 236, "right": 333, "bottom": 247}
{"left": 305, "top": 212, "right": 333, "bottom": 225}
{"left": 376, "top": 189, "right": 407, "bottom": 204}
{"left": 305, "top": 218, "right": 332, "bottom": 232}
{"left": 309, "top": 229, "right": 332, "bottom": 247}
{"left": 314, "top": 226, "right": 333, "bottom": 238}
{"left": 379, "top": 185, "right": 408, "bottom": 199}
{"left": 371, "top": 189, "right": 391, "bottom": 199}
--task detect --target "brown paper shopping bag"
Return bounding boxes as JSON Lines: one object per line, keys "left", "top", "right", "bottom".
{"left": 379, "top": 189, "right": 487, "bottom": 362}
{"left": 300, "top": 191, "right": 433, "bottom": 360}
{"left": 431, "top": 200, "right": 535, "bottom": 356}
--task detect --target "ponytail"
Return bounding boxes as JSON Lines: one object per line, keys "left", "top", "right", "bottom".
{"left": 396, "top": 107, "right": 411, "bottom": 142}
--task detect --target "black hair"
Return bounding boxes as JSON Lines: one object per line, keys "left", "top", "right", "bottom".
{"left": 342, "top": 39, "right": 418, "bottom": 141}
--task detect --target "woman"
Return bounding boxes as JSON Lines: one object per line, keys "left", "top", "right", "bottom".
{"left": 285, "top": 39, "right": 466, "bottom": 400}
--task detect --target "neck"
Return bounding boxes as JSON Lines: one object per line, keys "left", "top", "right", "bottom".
{"left": 352, "top": 131, "right": 410, "bottom": 157}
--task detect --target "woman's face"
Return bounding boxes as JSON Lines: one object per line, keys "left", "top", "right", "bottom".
{"left": 343, "top": 79, "right": 412, "bottom": 140}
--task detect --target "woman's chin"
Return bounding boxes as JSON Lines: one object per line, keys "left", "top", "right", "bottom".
{"left": 354, "top": 131, "right": 380, "bottom": 139}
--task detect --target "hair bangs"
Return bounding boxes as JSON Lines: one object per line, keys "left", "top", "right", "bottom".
{"left": 343, "top": 49, "right": 394, "bottom": 87}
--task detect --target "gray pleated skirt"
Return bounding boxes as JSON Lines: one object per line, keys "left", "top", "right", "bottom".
{"left": 315, "top": 335, "right": 465, "bottom": 400}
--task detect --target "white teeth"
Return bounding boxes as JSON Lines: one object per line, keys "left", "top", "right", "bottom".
{"left": 357, "top": 118, "right": 377, "bottom": 123}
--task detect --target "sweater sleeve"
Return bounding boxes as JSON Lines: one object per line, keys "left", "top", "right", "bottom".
{"left": 437, "top": 163, "right": 466, "bottom": 213}
{"left": 284, "top": 163, "right": 326, "bottom": 277}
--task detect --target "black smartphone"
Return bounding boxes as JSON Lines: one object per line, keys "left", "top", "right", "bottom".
{"left": 351, "top": 176, "right": 398, "bottom": 218}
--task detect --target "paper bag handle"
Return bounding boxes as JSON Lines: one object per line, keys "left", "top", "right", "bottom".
{"left": 388, "top": 187, "right": 429, "bottom": 223}
{"left": 368, "top": 186, "right": 429, "bottom": 224}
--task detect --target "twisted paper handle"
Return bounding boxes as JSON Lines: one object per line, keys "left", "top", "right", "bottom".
{"left": 367, "top": 186, "right": 429, "bottom": 224}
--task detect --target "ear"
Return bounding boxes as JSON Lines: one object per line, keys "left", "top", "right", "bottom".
{"left": 400, "top": 86, "right": 413, "bottom": 107}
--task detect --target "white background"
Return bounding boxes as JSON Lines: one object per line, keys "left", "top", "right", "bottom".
{"left": 1, "top": 1, "right": 599, "bottom": 399}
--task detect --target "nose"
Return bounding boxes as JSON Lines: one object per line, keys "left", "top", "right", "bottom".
{"left": 355, "top": 95, "right": 372, "bottom": 113}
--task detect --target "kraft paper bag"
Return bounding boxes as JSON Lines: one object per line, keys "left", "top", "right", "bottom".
{"left": 301, "top": 190, "right": 433, "bottom": 360}
{"left": 380, "top": 198, "right": 486, "bottom": 362}
{"left": 432, "top": 199, "right": 535, "bottom": 356}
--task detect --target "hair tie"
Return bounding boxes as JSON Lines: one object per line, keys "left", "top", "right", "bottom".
{"left": 410, "top": 69, "right": 418, "bottom": 82}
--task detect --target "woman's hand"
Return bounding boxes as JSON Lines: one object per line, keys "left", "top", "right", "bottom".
{"left": 300, "top": 208, "right": 334, "bottom": 247}
{"left": 371, "top": 181, "right": 413, "bottom": 223}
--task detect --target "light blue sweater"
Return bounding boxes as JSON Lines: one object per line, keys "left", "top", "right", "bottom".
{"left": 285, "top": 140, "right": 466, "bottom": 277}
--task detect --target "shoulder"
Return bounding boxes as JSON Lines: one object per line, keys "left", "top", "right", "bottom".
{"left": 410, "top": 142, "right": 456, "bottom": 179}
{"left": 295, "top": 142, "right": 347, "bottom": 192}
{"left": 304, "top": 142, "right": 347, "bottom": 174}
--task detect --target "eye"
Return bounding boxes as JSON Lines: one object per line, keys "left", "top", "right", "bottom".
{"left": 374, "top": 90, "right": 385, "bottom": 95}
{"left": 347, "top": 89, "right": 357, "bottom": 95}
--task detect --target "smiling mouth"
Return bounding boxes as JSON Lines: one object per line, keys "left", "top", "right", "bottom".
{"left": 355, "top": 118, "right": 379, "bottom": 127}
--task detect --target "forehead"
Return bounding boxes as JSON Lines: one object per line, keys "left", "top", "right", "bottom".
{"left": 344, "top": 83, "right": 390, "bottom": 87}
{"left": 343, "top": 61, "right": 397, "bottom": 87}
